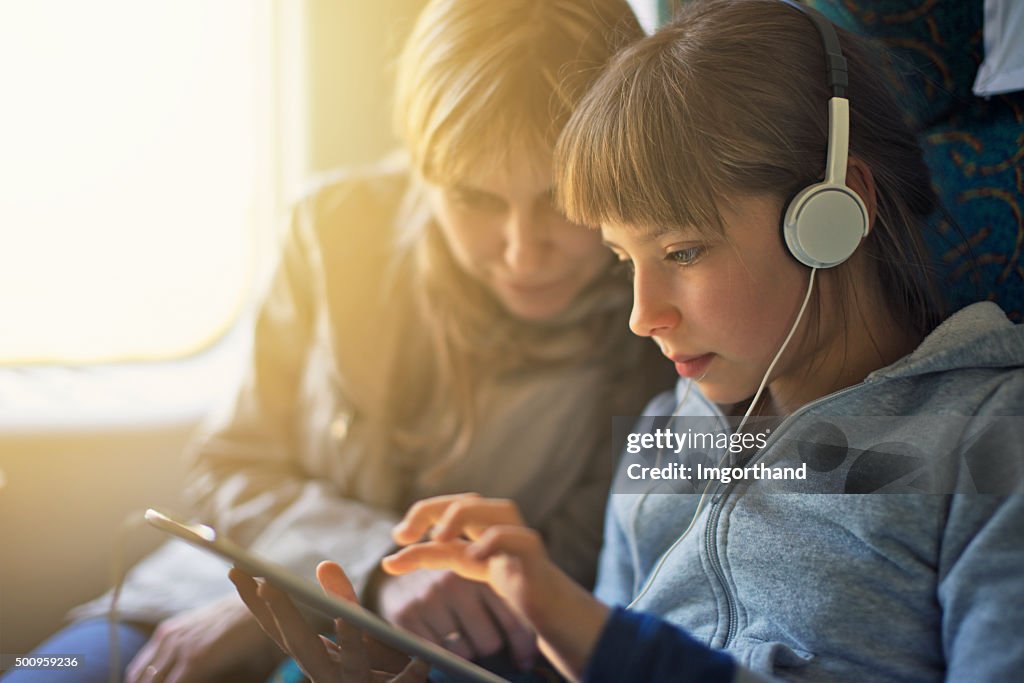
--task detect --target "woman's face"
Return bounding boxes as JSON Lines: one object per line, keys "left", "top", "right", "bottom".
{"left": 602, "top": 194, "right": 822, "bottom": 407}
{"left": 427, "top": 152, "right": 612, "bottom": 322}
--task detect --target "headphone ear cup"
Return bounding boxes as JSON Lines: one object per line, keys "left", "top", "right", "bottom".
{"left": 782, "top": 183, "right": 869, "bottom": 268}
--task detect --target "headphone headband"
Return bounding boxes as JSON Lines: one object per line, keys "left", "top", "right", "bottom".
{"left": 776, "top": 0, "right": 848, "bottom": 98}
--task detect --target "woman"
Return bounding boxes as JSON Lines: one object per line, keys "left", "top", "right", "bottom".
{"left": 7, "top": 2, "right": 666, "bottom": 682}
{"left": 244, "top": 1, "right": 1024, "bottom": 681}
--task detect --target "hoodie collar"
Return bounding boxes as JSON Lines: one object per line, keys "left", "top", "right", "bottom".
{"left": 868, "top": 302, "right": 1024, "bottom": 381}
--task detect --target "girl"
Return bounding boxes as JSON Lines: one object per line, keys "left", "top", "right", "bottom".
{"left": 240, "top": 0, "right": 1024, "bottom": 681}
{"left": 10, "top": 2, "right": 668, "bottom": 682}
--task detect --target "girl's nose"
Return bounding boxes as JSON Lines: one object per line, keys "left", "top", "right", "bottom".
{"left": 629, "top": 265, "right": 680, "bottom": 338}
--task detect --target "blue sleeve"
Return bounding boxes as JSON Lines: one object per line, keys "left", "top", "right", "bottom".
{"left": 582, "top": 607, "right": 736, "bottom": 683}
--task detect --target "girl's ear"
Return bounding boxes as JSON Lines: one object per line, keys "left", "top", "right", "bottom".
{"left": 846, "top": 156, "right": 877, "bottom": 234}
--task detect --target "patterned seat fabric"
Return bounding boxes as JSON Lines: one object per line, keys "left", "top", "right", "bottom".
{"left": 806, "top": 0, "right": 1024, "bottom": 321}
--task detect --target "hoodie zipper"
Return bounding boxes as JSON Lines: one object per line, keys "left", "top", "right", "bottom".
{"left": 704, "top": 485, "right": 738, "bottom": 647}
{"left": 702, "top": 380, "right": 872, "bottom": 648}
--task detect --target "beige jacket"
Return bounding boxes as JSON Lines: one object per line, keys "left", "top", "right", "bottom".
{"left": 73, "top": 165, "right": 671, "bottom": 623}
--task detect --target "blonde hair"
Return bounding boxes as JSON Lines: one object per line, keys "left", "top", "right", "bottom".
{"left": 380, "top": 0, "right": 646, "bottom": 490}
{"left": 556, "top": 0, "right": 945, "bottom": 338}
{"left": 395, "top": 0, "right": 642, "bottom": 184}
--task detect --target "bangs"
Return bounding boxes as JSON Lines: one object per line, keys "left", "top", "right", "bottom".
{"left": 555, "top": 37, "right": 729, "bottom": 236}
{"left": 421, "top": 63, "right": 561, "bottom": 185}
{"left": 398, "top": 0, "right": 639, "bottom": 188}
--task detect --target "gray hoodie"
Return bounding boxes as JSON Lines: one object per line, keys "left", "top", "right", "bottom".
{"left": 590, "top": 302, "right": 1024, "bottom": 682}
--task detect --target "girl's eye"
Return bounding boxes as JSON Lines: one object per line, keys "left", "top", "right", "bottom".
{"left": 667, "top": 245, "right": 706, "bottom": 266}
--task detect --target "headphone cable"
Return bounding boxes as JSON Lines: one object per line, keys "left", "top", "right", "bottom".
{"left": 627, "top": 267, "right": 817, "bottom": 609}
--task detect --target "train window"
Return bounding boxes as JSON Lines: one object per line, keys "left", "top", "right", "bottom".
{"left": 0, "top": 1, "right": 277, "bottom": 363}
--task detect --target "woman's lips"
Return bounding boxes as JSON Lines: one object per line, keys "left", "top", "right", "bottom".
{"left": 670, "top": 353, "right": 714, "bottom": 378}
{"left": 503, "top": 279, "right": 565, "bottom": 295}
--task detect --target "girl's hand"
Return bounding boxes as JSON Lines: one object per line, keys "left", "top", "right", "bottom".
{"left": 381, "top": 495, "right": 554, "bottom": 627}
{"left": 375, "top": 569, "right": 538, "bottom": 670}
{"left": 229, "top": 563, "right": 429, "bottom": 683}
{"left": 381, "top": 494, "right": 610, "bottom": 681}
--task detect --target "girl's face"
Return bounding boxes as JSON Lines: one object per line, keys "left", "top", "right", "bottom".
{"left": 602, "top": 194, "right": 822, "bottom": 408}
{"left": 428, "top": 152, "right": 612, "bottom": 322}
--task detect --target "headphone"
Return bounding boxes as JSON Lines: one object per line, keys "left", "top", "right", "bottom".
{"left": 778, "top": 0, "right": 869, "bottom": 269}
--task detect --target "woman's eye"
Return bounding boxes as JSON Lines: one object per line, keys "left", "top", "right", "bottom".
{"left": 451, "top": 189, "right": 505, "bottom": 213}
{"left": 667, "top": 245, "right": 706, "bottom": 266}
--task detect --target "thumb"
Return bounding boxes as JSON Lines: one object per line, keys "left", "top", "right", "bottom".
{"left": 316, "top": 561, "right": 359, "bottom": 603}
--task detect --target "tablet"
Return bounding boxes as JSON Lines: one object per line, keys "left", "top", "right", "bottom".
{"left": 144, "top": 508, "right": 508, "bottom": 683}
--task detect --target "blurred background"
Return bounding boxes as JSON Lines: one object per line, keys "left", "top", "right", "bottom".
{"left": 0, "top": 0, "right": 430, "bottom": 657}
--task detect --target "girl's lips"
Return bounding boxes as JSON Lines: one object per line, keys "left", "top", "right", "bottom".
{"left": 672, "top": 353, "right": 714, "bottom": 378}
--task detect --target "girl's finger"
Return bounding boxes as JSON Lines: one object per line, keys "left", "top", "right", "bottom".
{"left": 313, "top": 561, "right": 371, "bottom": 673}
{"left": 467, "top": 526, "right": 546, "bottom": 564}
{"left": 380, "top": 540, "right": 486, "bottom": 580}
{"left": 316, "top": 561, "right": 359, "bottom": 602}
{"left": 431, "top": 498, "right": 525, "bottom": 543}
{"left": 392, "top": 493, "right": 481, "bottom": 544}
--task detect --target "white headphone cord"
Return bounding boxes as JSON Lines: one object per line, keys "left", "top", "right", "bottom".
{"left": 627, "top": 267, "right": 817, "bottom": 609}
{"left": 736, "top": 267, "right": 817, "bottom": 435}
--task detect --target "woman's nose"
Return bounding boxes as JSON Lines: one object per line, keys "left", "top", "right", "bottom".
{"left": 503, "top": 213, "right": 548, "bottom": 275}
{"left": 629, "top": 265, "right": 680, "bottom": 338}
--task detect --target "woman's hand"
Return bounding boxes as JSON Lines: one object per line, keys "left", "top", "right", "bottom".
{"left": 125, "top": 593, "right": 279, "bottom": 683}
{"left": 376, "top": 568, "right": 537, "bottom": 670}
{"left": 381, "top": 494, "right": 610, "bottom": 681}
{"left": 229, "top": 563, "right": 430, "bottom": 683}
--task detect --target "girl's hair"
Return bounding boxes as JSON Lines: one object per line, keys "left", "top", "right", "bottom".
{"left": 556, "top": 0, "right": 946, "bottom": 341}
{"left": 380, "top": 0, "right": 647, "bottom": 492}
